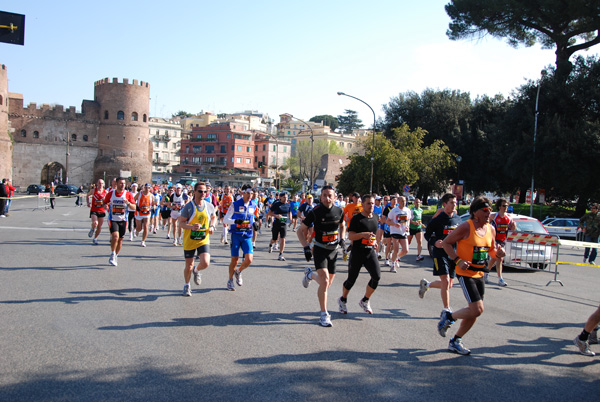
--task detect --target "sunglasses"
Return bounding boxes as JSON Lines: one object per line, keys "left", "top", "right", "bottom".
{"left": 501, "top": 204, "right": 509, "bottom": 207}
{"left": 197, "top": 190, "right": 207, "bottom": 194}
{"left": 480, "top": 207, "right": 491, "bottom": 213}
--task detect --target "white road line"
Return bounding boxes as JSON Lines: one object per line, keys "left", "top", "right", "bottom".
{"left": 0, "top": 226, "right": 87, "bottom": 232}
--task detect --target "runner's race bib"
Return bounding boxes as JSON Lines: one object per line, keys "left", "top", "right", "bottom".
{"left": 190, "top": 227, "right": 207, "bottom": 241}
{"left": 472, "top": 246, "right": 490, "bottom": 266}
{"left": 321, "top": 231, "right": 339, "bottom": 243}
{"left": 361, "top": 235, "right": 377, "bottom": 249}
{"left": 238, "top": 220, "right": 251, "bottom": 230}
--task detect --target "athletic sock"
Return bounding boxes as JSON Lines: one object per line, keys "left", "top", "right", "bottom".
{"left": 579, "top": 330, "right": 590, "bottom": 341}
{"left": 340, "top": 297, "right": 347, "bottom": 303}
{"left": 447, "top": 312, "right": 455, "bottom": 322}
{"left": 362, "top": 296, "right": 369, "bottom": 302}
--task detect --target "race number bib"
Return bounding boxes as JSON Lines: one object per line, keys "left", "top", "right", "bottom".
{"left": 237, "top": 220, "right": 251, "bottom": 230}
{"left": 321, "top": 231, "right": 339, "bottom": 243}
{"left": 361, "top": 235, "right": 377, "bottom": 248}
{"left": 190, "top": 227, "right": 207, "bottom": 241}
{"left": 472, "top": 246, "right": 490, "bottom": 266}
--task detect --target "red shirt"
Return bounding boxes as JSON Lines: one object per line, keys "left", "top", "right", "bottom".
{"left": 6, "top": 184, "right": 15, "bottom": 197}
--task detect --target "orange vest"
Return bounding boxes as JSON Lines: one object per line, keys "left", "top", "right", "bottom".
{"left": 456, "top": 220, "right": 494, "bottom": 278}
{"left": 136, "top": 192, "right": 153, "bottom": 217}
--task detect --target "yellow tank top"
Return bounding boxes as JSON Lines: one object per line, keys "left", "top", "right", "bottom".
{"left": 183, "top": 201, "right": 210, "bottom": 250}
{"left": 456, "top": 219, "right": 494, "bottom": 278}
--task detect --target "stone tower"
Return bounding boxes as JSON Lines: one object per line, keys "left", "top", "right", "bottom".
{"left": 93, "top": 78, "right": 152, "bottom": 184}
{"left": 0, "top": 64, "right": 12, "bottom": 180}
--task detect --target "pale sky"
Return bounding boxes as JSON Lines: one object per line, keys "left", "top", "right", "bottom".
{"left": 3, "top": 1, "right": 594, "bottom": 126}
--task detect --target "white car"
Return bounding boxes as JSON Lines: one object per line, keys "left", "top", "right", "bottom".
{"left": 542, "top": 217, "right": 581, "bottom": 239}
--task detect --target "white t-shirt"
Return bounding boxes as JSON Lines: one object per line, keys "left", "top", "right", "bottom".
{"left": 388, "top": 206, "right": 412, "bottom": 236}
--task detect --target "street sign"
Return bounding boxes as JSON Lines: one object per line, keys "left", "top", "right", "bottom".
{"left": 403, "top": 185, "right": 410, "bottom": 192}
{"left": 313, "top": 184, "right": 318, "bottom": 190}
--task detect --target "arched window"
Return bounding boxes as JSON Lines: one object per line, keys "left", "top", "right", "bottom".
{"left": 104, "top": 110, "right": 109, "bottom": 119}
{"left": 117, "top": 111, "right": 124, "bottom": 120}
{"left": 83, "top": 135, "right": 88, "bottom": 142}
{"left": 71, "top": 134, "right": 77, "bottom": 141}
{"left": 33, "top": 131, "right": 39, "bottom": 139}
{"left": 131, "top": 112, "right": 138, "bottom": 121}
{"left": 21, "top": 129, "right": 26, "bottom": 137}
{"left": 0, "top": 95, "right": 3, "bottom": 105}
{"left": 143, "top": 114, "right": 147, "bottom": 122}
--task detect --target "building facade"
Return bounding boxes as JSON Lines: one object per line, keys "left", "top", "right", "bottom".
{"left": 253, "top": 131, "right": 291, "bottom": 188}
{"left": 149, "top": 117, "right": 181, "bottom": 175}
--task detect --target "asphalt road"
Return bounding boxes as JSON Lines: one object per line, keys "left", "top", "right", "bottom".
{"left": 0, "top": 195, "right": 599, "bottom": 401}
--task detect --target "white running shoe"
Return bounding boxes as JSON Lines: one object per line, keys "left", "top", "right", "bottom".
{"left": 234, "top": 269, "right": 243, "bottom": 286}
{"left": 227, "top": 278, "right": 235, "bottom": 291}
{"left": 173, "top": 239, "right": 178, "bottom": 246}
{"left": 178, "top": 237, "right": 183, "bottom": 245}
{"left": 384, "top": 259, "right": 389, "bottom": 266}
{"left": 92, "top": 238, "right": 99, "bottom": 245}
{"left": 319, "top": 313, "right": 333, "bottom": 327}
{"left": 166, "top": 234, "right": 171, "bottom": 239}
{"left": 302, "top": 266, "right": 313, "bottom": 288}
{"left": 141, "top": 241, "right": 146, "bottom": 247}
{"left": 419, "top": 278, "right": 429, "bottom": 299}
{"left": 129, "top": 233, "right": 134, "bottom": 241}
{"left": 108, "top": 253, "right": 117, "bottom": 266}
{"left": 498, "top": 278, "right": 508, "bottom": 287}
{"left": 183, "top": 284, "right": 192, "bottom": 297}
{"left": 88, "top": 228, "right": 95, "bottom": 238}
{"left": 338, "top": 297, "right": 348, "bottom": 314}
{"left": 359, "top": 299, "right": 373, "bottom": 314}
{"left": 193, "top": 271, "right": 202, "bottom": 286}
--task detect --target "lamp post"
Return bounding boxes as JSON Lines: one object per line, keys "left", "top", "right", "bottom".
{"left": 530, "top": 70, "right": 547, "bottom": 217}
{"left": 63, "top": 133, "right": 71, "bottom": 184}
{"left": 456, "top": 155, "right": 462, "bottom": 200}
{"left": 286, "top": 114, "right": 314, "bottom": 191}
{"left": 337, "top": 92, "right": 376, "bottom": 194}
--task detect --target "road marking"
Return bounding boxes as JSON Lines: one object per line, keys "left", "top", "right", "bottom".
{"left": 0, "top": 226, "right": 87, "bottom": 232}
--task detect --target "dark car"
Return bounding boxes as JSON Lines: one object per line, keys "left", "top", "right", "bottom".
{"left": 54, "top": 184, "right": 79, "bottom": 196}
{"left": 27, "top": 184, "right": 45, "bottom": 194}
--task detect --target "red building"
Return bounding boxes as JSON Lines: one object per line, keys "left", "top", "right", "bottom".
{"left": 177, "top": 122, "right": 257, "bottom": 176}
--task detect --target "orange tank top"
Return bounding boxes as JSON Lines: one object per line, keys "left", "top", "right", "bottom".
{"left": 136, "top": 192, "right": 153, "bottom": 216}
{"left": 456, "top": 220, "right": 494, "bottom": 278}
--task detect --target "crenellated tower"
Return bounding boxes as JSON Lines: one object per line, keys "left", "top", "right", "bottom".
{"left": 0, "top": 64, "right": 12, "bottom": 180}
{"left": 93, "top": 77, "right": 152, "bottom": 184}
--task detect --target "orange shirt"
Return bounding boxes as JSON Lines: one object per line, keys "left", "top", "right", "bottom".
{"left": 220, "top": 195, "right": 233, "bottom": 213}
{"left": 456, "top": 220, "right": 495, "bottom": 278}
{"left": 344, "top": 202, "right": 363, "bottom": 225}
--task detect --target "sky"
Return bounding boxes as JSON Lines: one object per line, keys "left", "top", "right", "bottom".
{"left": 3, "top": 1, "right": 596, "bottom": 126}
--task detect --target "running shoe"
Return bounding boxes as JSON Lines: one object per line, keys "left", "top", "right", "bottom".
{"left": 390, "top": 261, "right": 397, "bottom": 273}
{"left": 178, "top": 237, "right": 183, "bottom": 245}
{"left": 377, "top": 254, "right": 382, "bottom": 260}
{"left": 448, "top": 338, "right": 471, "bottom": 355}
{"left": 134, "top": 231, "right": 138, "bottom": 238}
{"left": 302, "top": 266, "right": 313, "bottom": 288}
{"left": 108, "top": 253, "right": 117, "bottom": 266}
{"left": 583, "top": 257, "right": 588, "bottom": 263}
{"left": 141, "top": 241, "right": 146, "bottom": 247}
{"left": 438, "top": 310, "right": 454, "bottom": 337}
{"left": 278, "top": 254, "right": 286, "bottom": 261}
{"left": 234, "top": 269, "right": 243, "bottom": 286}
{"left": 220, "top": 234, "right": 224, "bottom": 244}
{"left": 173, "top": 239, "right": 178, "bottom": 246}
{"left": 359, "top": 299, "right": 373, "bottom": 314}
{"left": 268, "top": 244, "right": 273, "bottom": 253}
{"left": 129, "top": 233, "right": 134, "bottom": 241}
{"left": 319, "top": 313, "right": 333, "bottom": 327}
{"left": 166, "top": 234, "right": 171, "bottom": 239}
{"left": 338, "top": 297, "right": 348, "bottom": 314}
{"left": 384, "top": 259, "right": 389, "bottom": 266}
{"left": 589, "top": 329, "right": 598, "bottom": 345}
{"left": 574, "top": 336, "right": 595, "bottom": 356}
{"left": 88, "top": 227, "right": 95, "bottom": 238}
{"left": 416, "top": 255, "right": 425, "bottom": 262}
{"left": 92, "top": 238, "right": 99, "bottom": 245}
{"left": 252, "top": 242, "right": 256, "bottom": 247}
{"left": 224, "top": 239, "right": 229, "bottom": 245}
{"left": 419, "top": 278, "right": 429, "bottom": 299}
{"left": 183, "top": 284, "right": 192, "bottom": 297}
{"left": 227, "top": 278, "right": 235, "bottom": 291}
{"left": 498, "top": 278, "right": 508, "bottom": 287}
{"left": 153, "top": 229, "right": 157, "bottom": 234}
{"left": 484, "top": 273, "right": 490, "bottom": 284}
{"left": 274, "top": 243, "right": 279, "bottom": 251}
{"left": 193, "top": 271, "right": 202, "bottom": 286}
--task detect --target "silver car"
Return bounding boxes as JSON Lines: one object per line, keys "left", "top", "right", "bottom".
{"left": 542, "top": 218, "right": 580, "bottom": 239}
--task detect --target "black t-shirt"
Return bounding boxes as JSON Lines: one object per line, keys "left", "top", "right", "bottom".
{"left": 424, "top": 211, "right": 463, "bottom": 258}
{"left": 349, "top": 212, "right": 379, "bottom": 252}
{"left": 303, "top": 204, "right": 344, "bottom": 249}
{"left": 271, "top": 200, "right": 291, "bottom": 225}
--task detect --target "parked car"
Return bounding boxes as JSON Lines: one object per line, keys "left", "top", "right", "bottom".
{"left": 54, "top": 184, "right": 79, "bottom": 196}
{"left": 542, "top": 218, "right": 580, "bottom": 239}
{"left": 27, "top": 184, "right": 45, "bottom": 194}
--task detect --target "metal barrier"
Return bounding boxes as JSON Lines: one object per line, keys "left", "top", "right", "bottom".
{"left": 504, "top": 231, "right": 562, "bottom": 286}
{"left": 33, "top": 192, "right": 51, "bottom": 211}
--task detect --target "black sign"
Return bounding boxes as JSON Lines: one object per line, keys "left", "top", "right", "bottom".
{"left": 0, "top": 11, "right": 25, "bottom": 46}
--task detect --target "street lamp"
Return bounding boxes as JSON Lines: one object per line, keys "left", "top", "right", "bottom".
{"left": 285, "top": 114, "right": 314, "bottom": 191}
{"left": 456, "top": 155, "right": 462, "bottom": 200}
{"left": 530, "top": 70, "right": 547, "bottom": 217}
{"left": 337, "top": 92, "right": 376, "bottom": 194}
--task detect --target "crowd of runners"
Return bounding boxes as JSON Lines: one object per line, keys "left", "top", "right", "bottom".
{"left": 84, "top": 177, "right": 600, "bottom": 357}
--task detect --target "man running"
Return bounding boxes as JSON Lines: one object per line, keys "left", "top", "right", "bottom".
{"left": 420, "top": 193, "right": 462, "bottom": 312}
{"left": 290, "top": 194, "right": 300, "bottom": 231}
{"left": 169, "top": 184, "right": 188, "bottom": 246}
{"left": 179, "top": 182, "right": 217, "bottom": 296}
{"left": 127, "top": 183, "right": 138, "bottom": 241}
{"left": 408, "top": 198, "right": 425, "bottom": 261}
{"left": 297, "top": 185, "right": 346, "bottom": 327}
{"left": 134, "top": 183, "right": 156, "bottom": 247}
{"left": 298, "top": 194, "right": 315, "bottom": 244}
{"left": 486, "top": 198, "right": 516, "bottom": 286}
{"left": 219, "top": 185, "right": 234, "bottom": 245}
{"left": 268, "top": 192, "right": 292, "bottom": 261}
{"left": 150, "top": 186, "right": 161, "bottom": 234}
{"left": 338, "top": 194, "right": 381, "bottom": 315}
{"left": 381, "top": 195, "right": 396, "bottom": 265}
{"left": 437, "top": 196, "right": 505, "bottom": 355}
{"left": 386, "top": 195, "right": 412, "bottom": 273}
{"left": 161, "top": 187, "right": 174, "bottom": 239}
{"left": 103, "top": 177, "right": 136, "bottom": 266}
{"left": 574, "top": 305, "right": 600, "bottom": 356}
{"left": 87, "top": 178, "right": 106, "bottom": 245}
{"left": 223, "top": 184, "right": 258, "bottom": 291}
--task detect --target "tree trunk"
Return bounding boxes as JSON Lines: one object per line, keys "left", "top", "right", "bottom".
{"left": 575, "top": 196, "right": 589, "bottom": 218}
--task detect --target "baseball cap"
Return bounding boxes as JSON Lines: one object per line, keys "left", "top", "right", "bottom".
{"left": 144, "top": 183, "right": 151, "bottom": 188}
{"left": 175, "top": 183, "right": 183, "bottom": 189}
{"left": 131, "top": 183, "right": 138, "bottom": 188}
{"left": 307, "top": 194, "right": 313, "bottom": 198}
{"left": 375, "top": 196, "right": 382, "bottom": 200}
{"left": 352, "top": 192, "right": 360, "bottom": 198}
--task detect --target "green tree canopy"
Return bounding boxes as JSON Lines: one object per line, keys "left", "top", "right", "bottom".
{"left": 172, "top": 110, "right": 192, "bottom": 118}
{"left": 289, "top": 139, "right": 346, "bottom": 183}
{"left": 446, "top": 0, "right": 600, "bottom": 80}
{"left": 337, "top": 109, "right": 364, "bottom": 134}
{"left": 309, "top": 115, "right": 339, "bottom": 131}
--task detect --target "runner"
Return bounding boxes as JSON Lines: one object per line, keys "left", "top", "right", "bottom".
{"left": 574, "top": 305, "right": 600, "bottom": 356}
{"left": 150, "top": 186, "right": 161, "bottom": 234}
{"left": 338, "top": 194, "right": 381, "bottom": 315}
{"left": 127, "top": 183, "right": 138, "bottom": 241}
{"left": 169, "top": 184, "right": 189, "bottom": 246}
{"left": 250, "top": 190, "right": 261, "bottom": 247}
{"left": 290, "top": 194, "right": 300, "bottom": 232}
{"left": 420, "top": 193, "right": 462, "bottom": 312}
{"left": 381, "top": 195, "right": 396, "bottom": 264}
{"left": 87, "top": 179, "right": 106, "bottom": 245}
{"left": 408, "top": 198, "right": 425, "bottom": 261}
{"left": 386, "top": 195, "right": 412, "bottom": 273}
{"left": 298, "top": 194, "right": 315, "bottom": 243}
{"left": 161, "top": 187, "right": 174, "bottom": 239}
{"left": 297, "top": 185, "right": 346, "bottom": 327}
{"left": 134, "top": 183, "right": 156, "bottom": 247}
{"left": 178, "top": 182, "right": 217, "bottom": 296}
{"left": 268, "top": 192, "right": 292, "bottom": 261}
{"left": 486, "top": 198, "right": 516, "bottom": 287}
{"left": 219, "top": 186, "right": 233, "bottom": 245}
{"left": 374, "top": 196, "right": 384, "bottom": 259}
{"left": 437, "top": 196, "right": 505, "bottom": 355}
{"left": 264, "top": 193, "right": 275, "bottom": 228}
{"left": 103, "top": 177, "right": 136, "bottom": 266}
{"left": 343, "top": 192, "right": 363, "bottom": 260}
{"left": 223, "top": 184, "right": 258, "bottom": 291}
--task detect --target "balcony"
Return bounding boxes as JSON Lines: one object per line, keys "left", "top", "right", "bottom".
{"left": 153, "top": 157, "right": 170, "bottom": 165}
{"left": 190, "top": 137, "right": 217, "bottom": 142}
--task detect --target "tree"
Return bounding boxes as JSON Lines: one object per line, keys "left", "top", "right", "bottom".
{"left": 337, "top": 109, "right": 364, "bottom": 134}
{"left": 290, "top": 139, "right": 346, "bottom": 184}
{"left": 309, "top": 115, "right": 339, "bottom": 131}
{"left": 172, "top": 110, "right": 192, "bottom": 118}
{"left": 446, "top": 0, "right": 600, "bottom": 80}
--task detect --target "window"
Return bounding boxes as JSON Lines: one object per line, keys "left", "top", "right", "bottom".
{"left": 263, "top": 145, "right": 266, "bottom": 151}
{"left": 246, "top": 158, "right": 251, "bottom": 164}
{"left": 273, "top": 145, "right": 276, "bottom": 152}
{"left": 156, "top": 130, "right": 160, "bottom": 135}
{"left": 185, "top": 146, "right": 189, "bottom": 153}
{"left": 220, "top": 145, "right": 226, "bottom": 153}
{"left": 143, "top": 114, "right": 147, "bottom": 122}
{"left": 196, "top": 168, "right": 200, "bottom": 174}
{"left": 231, "top": 157, "right": 234, "bottom": 163}
{"left": 292, "top": 139, "right": 296, "bottom": 144}
{"left": 283, "top": 146, "right": 287, "bottom": 152}
{"left": 255, "top": 145, "right": 258, "bottom": 151}
{"left": 231, "top": 145, "right": 234, "bottom": 151}
{"left": 196, "top": 134, "right": 202, "bottom": 139}
{"left": 117, "top": 111, "right": 124, "bottom": 120}
{"left": 155, "top": 141, "right": 159, "bottom": 148}
{"left": 262, "top": 156, "right": 265, "bottom": 162}
{"left": 254, "top": 156, "right": 258, "bottom": 162}
{"left": 237, "top": 145, "right": 243, "bottom": 151}
{"left": 246, "top": 146, "right": 251, "bottom": 153}
{"left": 172, "top": 143, "right": 177, "bottom": 149}
{"left": 104, "top": 110, "right": 109, "bottom": 119}
{"left": 193, "top": 145, "right": 202, "bottom": 153}
{"left": 207, "top": 133, "right": 217, "bottom": 140}
{"left": 206, "top": 145, "right": 214, "bottom": 153}
{"left": 83, "top": 135, "right": 88, "bottom": 142}
{"left": 132, "top": 112, "right": 138, "bottom": 121}
{"left": 272, "top": 156, "right": 276, "bottom": 164}
{"left": 227, "top": 134, "right": 231, "bottom": 139}
{"left": 33, "top": 131, "right": 39, "bottom": 139}
{"left": 21, "top": 130, "right": 26, "bottom": 137}
{"left": 205, "top": 157, "right": 215, "bottom": 163}
{"left": 236, "top": 157, "right": 242, "bottom": 163}
{"left": 71, "top": 134, "right": 77, "bottom": 142}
